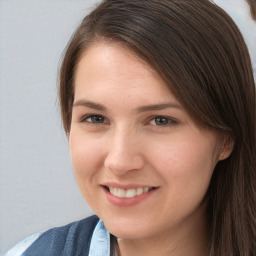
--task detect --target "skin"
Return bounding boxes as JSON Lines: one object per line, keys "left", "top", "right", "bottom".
{"left": 69, "top": 41, "right": 232, "bottom": 256}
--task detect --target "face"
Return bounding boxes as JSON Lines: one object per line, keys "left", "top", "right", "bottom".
{"left": 69, "top": 41, "right": 229, "bottom": 241}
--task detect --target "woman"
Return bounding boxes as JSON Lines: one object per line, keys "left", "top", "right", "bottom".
{"left": 6, "top": 0, "right": 256, "bottom": 255}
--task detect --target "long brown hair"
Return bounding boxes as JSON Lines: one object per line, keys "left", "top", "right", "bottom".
{"left": 59, "top": 0, "right": 256, "bottom": 255}
{"left": 247, "top": 0, "right": 256, "bottom": 20}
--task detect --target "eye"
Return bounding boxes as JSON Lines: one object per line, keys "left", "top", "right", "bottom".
{"left": 80, "top": 114, "right": 108, "bottom": 124}
{"left": 150, "top": 116, "right": 176, "bottom": 126}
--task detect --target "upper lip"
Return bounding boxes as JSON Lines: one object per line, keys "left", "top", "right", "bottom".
{"left": 102, "top": 182, "right": 158, "bottom": 190}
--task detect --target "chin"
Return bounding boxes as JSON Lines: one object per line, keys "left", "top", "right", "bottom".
{"left": 100, "top": 214, "right": 156, "bottom": 240}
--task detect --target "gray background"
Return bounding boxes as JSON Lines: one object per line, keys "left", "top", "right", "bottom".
{"left": 0, "top": 1, "right": 98, "bottom": 254}
{"left": 0, "top": 0, "right": 255, "bottom": 254}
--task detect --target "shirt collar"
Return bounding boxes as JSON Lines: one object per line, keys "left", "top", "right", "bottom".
{"left": 89, "top": 220, "right": 110, "bottom": 256}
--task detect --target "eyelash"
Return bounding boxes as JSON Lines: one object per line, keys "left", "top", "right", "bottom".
{"left": 79, "top": 114, "right": 178, "bottom": 127}
{"left": 149, "top": 116, "right": 178, "bottom": 127}
{"left": 80, "top": 114, "right": 109, "bottom": 125}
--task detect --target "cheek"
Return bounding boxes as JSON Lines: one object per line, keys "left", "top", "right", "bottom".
{"left": 149, "top": 137, "right": 217, "bottom": 216}
{"left": 148, "top": 134, "right": 218, "bottom": 183}
{"left": 69, "top": 132, "right": 103, "bottom": 180}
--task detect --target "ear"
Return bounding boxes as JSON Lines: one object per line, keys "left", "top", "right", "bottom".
{"left": 218, "top": 135, "right": 234, "bottom": 161}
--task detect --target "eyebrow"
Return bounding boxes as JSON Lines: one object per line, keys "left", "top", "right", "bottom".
{"left": 135, "top": 103, "right": 182, "bottom": 113}
{"left": 73, "top": 100, "right": 107, "bottom": 111}
{"left": 72, "top": 100, "right": 182, "bottom": 113}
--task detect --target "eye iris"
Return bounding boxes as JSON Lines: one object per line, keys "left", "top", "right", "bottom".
{"left": 155, "top": 116, "right": 169, "bottom": 125}
{"left": 91, "top": 115, "right": 104, "bottom": 123}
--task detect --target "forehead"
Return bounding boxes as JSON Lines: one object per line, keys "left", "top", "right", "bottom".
{"left": 74, "top": 41, "right": 175, "bottom": 101}
{"left": 75, "top": 41, "right": 155, "bottom": 82}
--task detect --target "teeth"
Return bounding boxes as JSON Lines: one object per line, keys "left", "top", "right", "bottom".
{"left": 108, "top": 186, "right": 154, "bottom": 198}
{"left": 143, "top": 187, "right": 149, "bottom": 193}
{"left": 116, "top": 188, "right": 126, "bottom": 198}
{"left": 136, "top": 187, "right": 144, "bottom": 196}
{"left": 109, "top": 187, "right": 115, "bottom": 194}
{"left": 126, "top": 188, "right": 136, "bottom": 198}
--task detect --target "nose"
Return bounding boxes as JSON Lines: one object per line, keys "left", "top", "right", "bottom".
{"left": 104, "top": 127, "right": 144, "bottom": 175}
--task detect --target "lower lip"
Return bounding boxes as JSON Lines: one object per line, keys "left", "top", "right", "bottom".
{"left": 103, "top": 187, "right": 159, "bottom": 207}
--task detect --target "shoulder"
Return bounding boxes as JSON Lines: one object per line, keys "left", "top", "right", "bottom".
{"left": 5, "top": 215, "right": 99, "bottom": 256}
{"left": 5, "top": 233, "right": 41, "bottom": 256}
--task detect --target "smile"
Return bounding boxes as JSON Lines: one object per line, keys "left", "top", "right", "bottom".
{"left": 107, "top": 186, "right": 156, "bottom": 198}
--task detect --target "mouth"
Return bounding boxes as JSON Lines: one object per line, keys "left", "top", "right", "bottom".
{"left": 104, "top": 186, "right": 158, "bottom": 199}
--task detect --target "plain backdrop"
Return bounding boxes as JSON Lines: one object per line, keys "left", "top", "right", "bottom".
{"left": 0, "top": 1, "right": 98, "bottom": 254}
{"left": 0, "top": 0, "right": 255, "bottom": 254}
